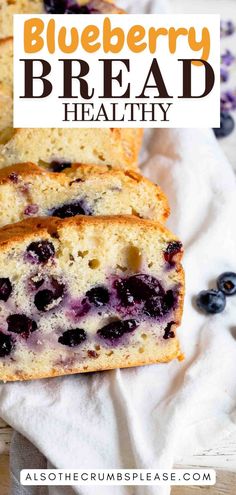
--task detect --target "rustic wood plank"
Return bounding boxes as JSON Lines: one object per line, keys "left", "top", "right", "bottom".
{"left": 0, "top": 418, "right": 7, "bottom": 427}
{"left": 172, "top": 469, "right": 236, "bottom": 494}
{"left": 0, "top": 454, "right": 10, "bottom": 495}
{"left": 0, "top": 425, "right": 12, "bottom": 453}
{"left": 1, "top": 424, "right": 236, "bottom": 470}
{"left": 178, "top": 433, "right": 236, "bottom": 471}
{"left": 0, "top": 453, "right": 235, "bottom": 495}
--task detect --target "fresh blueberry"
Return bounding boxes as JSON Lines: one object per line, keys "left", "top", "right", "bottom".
{"left": 51, "top": 201, "right": 87, "bottom": 218}
{"left": 0, "top": 278, "right": 12, "bottom": 302}
{"left": 163, "top": 321, "right": 175, "bottom": 340}
{"left": 97, "top": 319, "right": 138, "bottom": 341}
{"left": 86, "top": 286, "right": 110, "bottom": 307}
{"left": 213, "top": 112, "right": 235, "bottom": 138}
{"left": 164, "top": 241, "right": 182, "bottom": 265}
{"left": 217, "top": 272, "right": 236, "bottom": 296}
{"left": 196, "top": 289, "right": 226, "bottom": 314}
{"left": 0, "top": 332, "right": 13, "bottom": 357}
{"left": 144, "top": 290, "right": 175, "bottom": 318}
{"left": 115, "top": 274, "right": 164, "bottom": 306}
{"left": 44, "top": 0, "right": 91, "bottom": 14}
{"left": 50, "top": 161, "right": 72, "bottom": 172}
{"left": 58, "top": 328, "right": 87, "bottom": 347}
{"left": 44, "top": 0, "right": 67, "bottom": 13}
{"left": 27, "top": 240, "right": 55, "bottom": 263}
{"left": 34, "top": 281, "right": 64, "bottom": 311}
{"left": 7, "top": 314, "right": 37, "bottom": 338}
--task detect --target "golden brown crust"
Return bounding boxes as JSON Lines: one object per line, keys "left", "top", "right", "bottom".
{"left": 0, "top": 36, "right": 13, "bottom": 47}
{"left": 1, "top": 342, "right": 181, "bottom": 382}
{"left": 0, "top": 214, "right": 181, "bottom": 246}
{"left": 111, "top": 129, "right": 144, "bottom": 166}
{"left": 0, "top": 162, "right": 46, "bottom": 182}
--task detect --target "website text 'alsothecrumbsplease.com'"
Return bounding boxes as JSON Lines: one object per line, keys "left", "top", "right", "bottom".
{"left": 21, "top": 468, "right": 216, "bottom": 486}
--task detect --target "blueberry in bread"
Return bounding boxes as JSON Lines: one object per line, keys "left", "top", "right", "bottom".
{"left": 0, "top": 162, "right": 169, "bottom": 226}
{"left": 0, "top": 215, "right": 184, "bottom": 381}
{"left": 0, "top": 0, "right": 124, "bottom": 39}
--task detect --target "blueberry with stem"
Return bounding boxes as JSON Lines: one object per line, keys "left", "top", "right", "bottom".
{"left": 217, "top": 272, "right": 236, "bottom": 296}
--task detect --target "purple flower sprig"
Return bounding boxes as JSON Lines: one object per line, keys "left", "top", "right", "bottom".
{"left": 220, "top": 22, "right": 236, "bottom": 115}
{"left": 220, "top": 20, "right": 235, "bottom": 38}
{"left": 221, "top": 90, "right": 236, "bottom": 113}
{"left": 221, "top": 49, "right": 235, "bottom": 66}
{"left": 220, "top": 67, "right": 229, "bottom": 82}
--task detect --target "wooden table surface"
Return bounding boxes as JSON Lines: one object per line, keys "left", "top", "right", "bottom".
{"left": 1, "top": 417, "right": 235, "bottom": 495}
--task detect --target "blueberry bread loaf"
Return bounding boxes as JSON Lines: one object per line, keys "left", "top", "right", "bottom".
{"left": 0, "top": 215, "right": 184, "bottom": 382}
{"left": 0, "top": 0, "right": 124, "bottom": 39}
{"left": 0, "top": 162, "right": 169, "bottom": 226}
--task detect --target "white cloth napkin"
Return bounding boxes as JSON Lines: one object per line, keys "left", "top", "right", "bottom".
{"left": 1, "top": 2, "right": 236, "bottom": 495}
{"left": 2, "top": 126, "right": 236, "bottom": 495}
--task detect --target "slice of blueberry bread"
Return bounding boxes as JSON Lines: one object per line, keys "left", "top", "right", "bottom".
{"left": 0, "top": 0, "right": 124, "bottom": 39}
{"left": 0, "top": 162, "right": 170, "bottom": 226}
{"left": 0, "top": 215, "right": 184, "bottom": 381}
{"left": 0, "top": 127, "right": 143, "bottom": 170}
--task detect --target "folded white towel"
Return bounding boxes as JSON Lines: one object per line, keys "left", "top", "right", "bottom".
{"left": 1, "top": 124, "right": 236, "bottom": 495}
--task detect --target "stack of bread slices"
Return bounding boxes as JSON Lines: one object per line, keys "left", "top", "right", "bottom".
{"left": 0, "top": 0, "right": 184, "bottom": 382}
